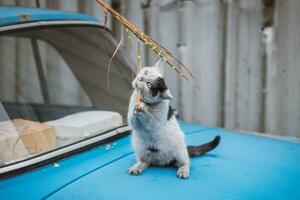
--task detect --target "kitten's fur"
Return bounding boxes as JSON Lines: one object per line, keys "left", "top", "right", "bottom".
{"left": 127, "top": 59, "right": 220, "bottom": 179}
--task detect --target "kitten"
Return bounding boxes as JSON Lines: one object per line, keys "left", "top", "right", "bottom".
{"left": 127, "top": 59, "right": 220, "bottom": 179}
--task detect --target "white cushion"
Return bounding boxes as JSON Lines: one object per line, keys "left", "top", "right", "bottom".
{"left": 45, "top": 111, "right": 122, "bottom": 147}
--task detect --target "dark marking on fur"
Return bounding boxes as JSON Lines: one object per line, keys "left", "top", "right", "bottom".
{"left": 169, "top": 159, "right": 177, "bottom": 166}
{"left": 147, "top": 146, "right": 159, "bottom": 153}
{"left": 187, "top": 135, "right": 221, "bottom": 158}
{"left": 167, "top": 106, "right": 174, "bottom": 120}
{"left": 149, "top": 77, "right": 167, "bottom": 97}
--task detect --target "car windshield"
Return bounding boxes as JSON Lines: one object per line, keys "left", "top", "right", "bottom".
{"left": 0, "top": 25, "right": 133, "bottom": 167}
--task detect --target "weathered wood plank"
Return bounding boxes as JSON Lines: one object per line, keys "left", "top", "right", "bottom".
{"left": 156, "top": 0, "right": 181, "bottom": 110}
{"left": 224, "top": 0, "right": 263, "bottom": 132}
{"left": 184, "top": 0, "right": 223, "bottom": 125}
{"left": 265, "top": 0, "right": 300, "bottom": 136}
{"left": 122, "top": 0, "right": 146, "bottom": 68}
{"left": 224, "top": 0, "right": 239, "bottom": 130}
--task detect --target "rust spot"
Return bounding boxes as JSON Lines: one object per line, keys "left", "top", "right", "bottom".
{"left": 19, "top": 14, "right": 30, "bottom": 22}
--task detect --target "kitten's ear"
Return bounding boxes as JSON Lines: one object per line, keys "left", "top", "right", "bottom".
{"left": 160, "top": 89, "right": 175, "bottom": 100}
{"left": 153, "top": 58, "right": 164, "bottom": 75}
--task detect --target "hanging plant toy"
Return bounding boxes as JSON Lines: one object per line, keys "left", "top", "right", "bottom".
{"left": 95, "top": 0, "right": 199, "bottom": 110}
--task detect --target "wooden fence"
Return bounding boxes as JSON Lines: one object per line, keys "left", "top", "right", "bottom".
{"left": 0, "top": 0, "right": 299, "bottom": 136}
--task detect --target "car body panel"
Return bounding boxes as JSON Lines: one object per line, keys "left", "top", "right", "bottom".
{"left": 0, "top": 122, "right": 300, "bottom": 200}
{"left": 0, "top": 6, "right": 97, "bottom": 27}
{"left": 0, "top": 123, "right": 211, "bottom": 199}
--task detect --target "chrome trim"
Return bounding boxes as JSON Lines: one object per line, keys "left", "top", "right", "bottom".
{"left": 0, "top": 126, "right": 130, "bottom": 175}
{"left": 116, "top": 126, "right": 131, "bottom": 133}
{"left": 0, "top": 20, "right": 102, "bottom": 32}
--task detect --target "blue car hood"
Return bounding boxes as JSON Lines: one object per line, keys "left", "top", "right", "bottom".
{"left": 0, "top": 122, "right": 300, "bottom": 200}
{"left": 0, "top": 6, "right": 98, "bottom": 27}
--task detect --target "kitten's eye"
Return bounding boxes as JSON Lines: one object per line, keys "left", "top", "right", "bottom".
{"left": 144, "top": 70, "right": 149, "bottom": 76}
{"left": 146, "top": 82, "right": 152, "bottom": 88}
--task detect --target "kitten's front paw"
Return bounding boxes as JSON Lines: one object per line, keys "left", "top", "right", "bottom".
{"left": 177, "top": 167, "right": 190, "bottom": 179}
{"left": 134, "top": 103, "right": 146, "bottom": 115}
{"left": 133, "top": 108, "right": 140, "bottom": 115}
{"left": 128, "top": 167, "right": 142, "bottom": 176}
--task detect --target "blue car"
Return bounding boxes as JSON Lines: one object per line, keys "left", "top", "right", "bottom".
{"left": 0, "top": 6, "right": 300, "bottom": 200}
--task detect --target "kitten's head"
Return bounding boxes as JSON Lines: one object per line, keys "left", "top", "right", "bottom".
{"left": 132, "top": 59, "right": 174, "bottom": 104}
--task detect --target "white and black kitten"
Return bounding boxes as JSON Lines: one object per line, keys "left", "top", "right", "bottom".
{"left": 127, "top": 59, "right": 220, "bottom": 179}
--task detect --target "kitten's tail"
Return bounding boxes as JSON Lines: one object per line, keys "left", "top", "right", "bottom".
{"left": 187, "top": 135, "right": 221, "bottom": 158}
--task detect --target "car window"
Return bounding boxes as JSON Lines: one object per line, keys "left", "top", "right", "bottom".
{"left": 0, "top": 25, "right": 133, "bottom": 167}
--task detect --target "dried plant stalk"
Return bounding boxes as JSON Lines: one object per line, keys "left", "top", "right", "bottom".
{"left": 135, "top": 37, "right": 142, "bottom": 111}
{"left": 107, "top": 26, "right": 124, "bottom": 88}
{"left": 95, "top": 0, "right": 199, "bottom": 89}
{"left": 126, "top": 28, "right": 133, "bottom": 58}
